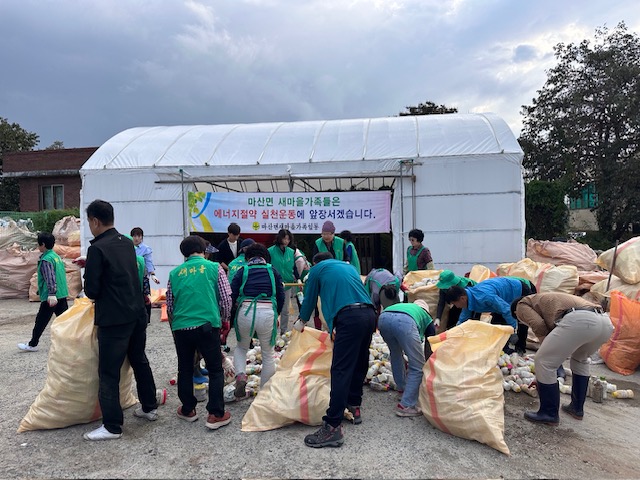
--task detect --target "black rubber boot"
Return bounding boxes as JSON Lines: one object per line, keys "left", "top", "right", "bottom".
{"left": 524, "top": 382, "right": 560, "bottom": 426}
{"left": 562, "top": 374, "right": 589, "bottom": 420}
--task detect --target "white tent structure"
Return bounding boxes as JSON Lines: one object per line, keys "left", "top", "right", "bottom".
{"left": 80, "top": 113, "right": 525, "bottom": 281}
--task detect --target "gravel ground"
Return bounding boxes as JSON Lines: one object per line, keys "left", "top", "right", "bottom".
{"left": 1, "top": 298, "right": 639, "bottom": 479}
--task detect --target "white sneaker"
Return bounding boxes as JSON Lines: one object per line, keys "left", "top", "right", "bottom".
{"left": 18, "top": 343, "right": 38, "bottom": 352}
{"left": 83, "top": 425, "right": 123, "bottom": 441}
{"left": 133, "top": 407, "right": 158, "bottom": 421}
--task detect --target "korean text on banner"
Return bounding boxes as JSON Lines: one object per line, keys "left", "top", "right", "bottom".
{"left": 188, "top": 191, "right": 391, "bottom": 234}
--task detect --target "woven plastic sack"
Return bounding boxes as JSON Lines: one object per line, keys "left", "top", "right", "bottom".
{"left": 526, "top": 238, "right": 598, "bottom": 271}
{"left": 419, "top": 321, "right": 513, "bottom": 455}
{"left": 0, "top": 219, "right": 37, "bottom": 250}
{"left": 596, "top": 236, "right": 640, "bottom": 284}
{"left": 495, "top": 258, "right": 541, "bottom": 283}
{"left": 590, "top": 276, "right": 640, "bottom": 302}
{"left": 241, "top": 327, "right": 332, "bottom": 431}
{"left": 0, "top": 245, "right": 40, "bottom": 299}
{"left": 52, "top": 216, "right": 80, "bottom": 247}
{"left": 599, "top": 291, "right": 640, "bottom": 375}
{"left": 404, "top": 270, "right": 443, "bottom": 314}
{"left": 533, "top": 264, "right": 579, "bottom": 294}
{"left": 576, "top": 270, "right": 610, "bottom": 294}
{"left": 18, "top": 298, "right": 137, "bottom": 432}
{"left": 468, "top": 264, "right": 495, "bottom": 283}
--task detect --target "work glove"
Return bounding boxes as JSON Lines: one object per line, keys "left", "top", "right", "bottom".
{"left": 220, "top": 321, "right": 231, "bottom": 343}
{"left": 47, "top": 295, "right": 58, "bottom": 307}
{"left": 73, "top": 256, "right": 87, "bottom": 268}
{"left": 150, "top": 274, "right": 160, "bottom": 284}
{"left": 434, "top": 318, "right": 441, "bottom": 328}
{"left": 293, "top": 318, "right": 305, "bottom": 332}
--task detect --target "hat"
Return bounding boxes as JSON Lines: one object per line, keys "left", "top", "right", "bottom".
{"left": 414, "top": 299, "right": 430, "bottom": 314}
{"left": 240, "top": 238, "right": 255, "bottom": 251}
{"left": 436, "top": 270, "right": 460, "bottom": 290}
{"left": 322, "top": 220, "right": 336, "bottom": 233}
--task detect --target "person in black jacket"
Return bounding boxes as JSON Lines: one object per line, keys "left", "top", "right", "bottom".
{"left": 81, "top": 199, "right": 159, "bottom": 441}
{"left": 216, "top": 222, "right": 243, "bottom": 272}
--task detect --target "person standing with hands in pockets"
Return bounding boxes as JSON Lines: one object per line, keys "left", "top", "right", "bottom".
{"left": 293, "top": 252, "right": 376, "bottom": 448}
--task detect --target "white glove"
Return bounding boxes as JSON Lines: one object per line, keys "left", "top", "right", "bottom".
{"left": 73, "top": 256, "right": 87, "bottom": 268}
{"left": 150, "top": 274, "right": 160, "bottom": 284}
{"left": 293, "top": 318, "right": 305, "bottom": 332}
{"left": 47, "top": 295, "right": 58, "bottom": 307}
{"left": 434, "top": 318, "right": 441, "bottom": 328}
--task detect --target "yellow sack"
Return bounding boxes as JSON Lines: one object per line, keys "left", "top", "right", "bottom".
{"left": 533, "top": 264, "right": 579, "bottom": 294}
{"left": 495, "top": 258, "right": 541, "bottom": 282}
{"left": 241, "top": 328, "right": 332, "bottom": 431}
{"left": 596, "top": 236, "right": 640, "bottom": 284}
{"left": 590, "top": 276, "right": 640, "bottom": 302}
{"left": 468, "top": 264, "right": 496, "bottom": 283}
{"left": 404, "top": 270, "right": 443, "bottom": 310}
{"left": 18, "top": 298, "right": 137, "bottom": 432}
{"left": 419, "top": 321, "right": 513, "bottom": 455}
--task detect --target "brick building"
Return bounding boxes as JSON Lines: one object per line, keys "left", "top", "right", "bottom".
{"left": 2, "top": 147, "right": 97, "bottom": 211}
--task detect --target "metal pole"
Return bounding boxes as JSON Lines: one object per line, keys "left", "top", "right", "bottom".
{"left": 180, "top": 168, "right": 186, "bottom": 238}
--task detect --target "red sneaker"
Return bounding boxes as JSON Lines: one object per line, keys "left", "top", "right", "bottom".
{"left": 206, "top": 411, "right": 231, "bottom": 430}
{"left": 176, "top": 406, "right": 198, "bottom": 422}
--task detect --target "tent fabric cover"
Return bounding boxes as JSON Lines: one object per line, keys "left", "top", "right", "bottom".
{"left": 80, "top": 113, "right": 524, "bottom": 280}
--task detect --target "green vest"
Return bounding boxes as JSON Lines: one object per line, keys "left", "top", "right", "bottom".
{"left": 227, "top": 253, "right": 247, "bottom": 284}
{"left": 268, "top": 245, "right": 295, "bottom": 288}
{"left": 37, "top": 249, "right": 68, "bottom": 301}
{"left": 345, "top": 241, "right": 361, "bottom": 274}
{"left": 383, "top": 302, "right": 433, "bottom": 341}
{"left": 169, "top": 256, "right": 221, "bottom": 331}
{"left": 365, "top": 268, "right": 401, "bottom": 292}
{"left": 136, "top": 255, "right": 145, "bottom": 288}
{"left": 406, "top": 245, "right": 425, "bottom": 272}
{"left": 315, "top": 236, "right": 345, "bottom": 261}
{"left": 234, "top": 263, "right": 278, "bottom": 346}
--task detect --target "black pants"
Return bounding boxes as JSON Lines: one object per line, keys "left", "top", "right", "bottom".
{"left": 145, "top": 303, "right": 152, "bottom": 324}
{"left": 491, "top": 281, "right": 536, "bottom": 353}
{"left": 97, "top": 318, "right": 157, "bottom": 434}
{"left": 324, "top": 306, "right": 376, "bottom": 427}
{"left": 173, "top": 324, "right": 225, "bottom": 417}
{"left": 29, "top": 299, "right": 68, "bottom": 347}
{"left": 446, "top": 305, "right": 462, "bottom": 330}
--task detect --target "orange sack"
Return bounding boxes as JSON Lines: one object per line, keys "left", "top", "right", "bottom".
{"left": 599, "top": 291, "right": 640, "bottom": 375}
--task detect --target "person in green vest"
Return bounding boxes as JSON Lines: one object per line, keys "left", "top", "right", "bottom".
{"left": 18, "top": 232, "right": 69, "bottom": 352}
{"left": 268, "top": 229, "right": 298, "bottom": 335}
{"left": 364, "top": 267, "right": 401, "bottom": 312}
{"left": 404, "top": 228, "right": 434, "bottom": 273}
{"left": 166, "top": 235, "right": 232, "bottom": 430}
{"left": 340, "top": 230, "right": 361, "bottom": 274}
{"left": 377, "top": 299, "right": 435, "bottom": 417}
{"left": 230, "top": 243, "right": 285, "bottom": 398}
{"left": 312, "top": 220, "right": 347, "bottom": 261}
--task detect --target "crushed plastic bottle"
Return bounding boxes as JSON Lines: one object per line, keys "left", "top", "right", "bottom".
{"left": 612, "top": 389, "right": 634, "bottom": 399}
{"left": 592, "top": 379, "right": 604, "bottom": 403}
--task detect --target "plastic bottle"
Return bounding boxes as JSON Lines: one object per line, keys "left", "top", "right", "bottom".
{"left": 156, "top": 388, "right": 167, "bottom": 405}
{"left": 296, "top": 291, "right": 304, "bottom": 304}
{"left": 194, "top": 383, "right": 207, "bottom": 402}
{"left": 612, "top": 389, "right": 634, "bottom": 399}
{"left": 559, "top": 384, "right": 572, "bottom": 395}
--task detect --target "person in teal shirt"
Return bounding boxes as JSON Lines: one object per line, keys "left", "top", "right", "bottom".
{"left": 18, "top": 232, "right": 69, "bottom": 352}
{"left": 378, "top": 300, "right": 434, "bottom": 417}
{"left": 295, "top": 253, "right": 376, "bottom": 448}
{"left": 166, "top": 235, "right": 232, "bottom": 431}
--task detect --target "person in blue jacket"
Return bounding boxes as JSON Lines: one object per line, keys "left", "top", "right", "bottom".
{"left": 293, "top": 252, "right": 376, "bottom": 449}
{"left": 444, "top": 276, "right": 534, "bottom": 354}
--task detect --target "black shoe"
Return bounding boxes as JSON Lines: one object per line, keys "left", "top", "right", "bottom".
{"left": 345, "top": 405, "right": 362, "bottom": 425}
{"left": 304, "top": 422, "right": 344, "bottom": 448}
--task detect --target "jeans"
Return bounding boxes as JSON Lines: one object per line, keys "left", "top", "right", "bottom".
{"left": 173, "top": 324, "right": 225, "bottom": 417}
{"left": 29, "top": 299, "right": 68, "bottom": 347}
{"left": 378, "top": 311, "right": 426, "bottom": 408}
{"left": 234, "top": 302, "right": 277, "bottom": 387}
{"left": 97, "top": 317, "right": 157, "bottom": 434}
{"left": 324, "top": 305, "right": 376, "bottom": 428}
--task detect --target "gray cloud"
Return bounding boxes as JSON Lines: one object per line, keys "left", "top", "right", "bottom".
{"left": 1, "top": 0, "right": 638, "bottom": 148}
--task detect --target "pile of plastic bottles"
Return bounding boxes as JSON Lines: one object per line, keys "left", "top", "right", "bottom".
{"left": 497, "top": 352, "right": 538, "bottom": 397}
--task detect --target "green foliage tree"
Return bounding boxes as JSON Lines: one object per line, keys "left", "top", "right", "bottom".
{"left": 0, "top": 117, "right": 39, "bottom": 210}
{"left": 520, "top": 23, "right": 640, "bottom": 241}
{"left": 46, "top": 140, "right": 64, "bottom": 150}
{"left": 399, "top": 100, "right": 458, "bottom": 116}
{"left": 524, "top": 180, "right": 568, "bottom": 240}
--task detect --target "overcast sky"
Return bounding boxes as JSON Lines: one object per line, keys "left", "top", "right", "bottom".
{"left": 1, "top": 0, "right": 638, "bottom": 149}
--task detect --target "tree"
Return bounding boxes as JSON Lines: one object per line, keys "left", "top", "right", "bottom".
{"left": 46, "top": 140, "right": 64, "bottom": 150}
{"left": 520, "top": 23, "right": 640, "bottom": 241}
{"left": 399, "top": 100, "right": 458, "bottom": 116}
{"left": 524, "top": 180, "right": 568, "bottom": 240}
{"left": 0, "top": 117, "right": 39, "bottom": 210}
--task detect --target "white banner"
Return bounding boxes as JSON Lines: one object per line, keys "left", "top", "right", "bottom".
{"left": 189, "top": 191, "right": 391, "bottom": 234}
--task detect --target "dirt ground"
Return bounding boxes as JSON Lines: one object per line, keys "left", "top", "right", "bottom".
{"left": 1, "top": 298, "right": 639, "bottom": 479}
